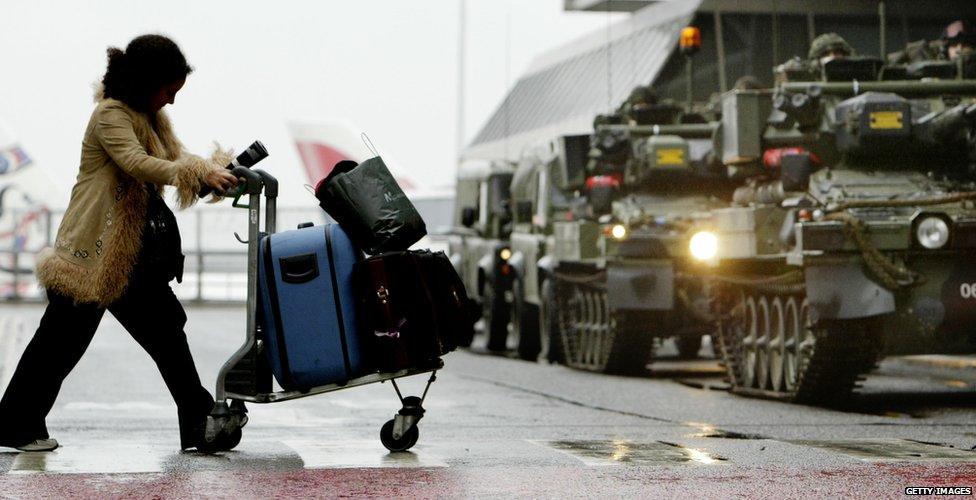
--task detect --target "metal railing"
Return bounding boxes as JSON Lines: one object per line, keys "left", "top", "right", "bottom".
{"left": 1, "top": 206, "right": 450, "bottom": 303}
{"left": 0, "top": 206, "right": 326, "bottom": 303}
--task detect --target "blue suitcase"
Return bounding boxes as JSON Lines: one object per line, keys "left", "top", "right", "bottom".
{"left": 258, "top": 224, "right": 365, "bottom": 391}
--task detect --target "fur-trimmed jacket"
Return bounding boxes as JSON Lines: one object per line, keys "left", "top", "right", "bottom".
{"left": 35, "top": 97, "right": 230, "bottom": 306}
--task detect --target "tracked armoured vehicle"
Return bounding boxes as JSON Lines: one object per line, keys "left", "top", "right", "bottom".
{"left": 504, "top": 88, "right": 736, "bottom": 374}
{"left": 701, "top": 58, "right": 976, "bottom": 403}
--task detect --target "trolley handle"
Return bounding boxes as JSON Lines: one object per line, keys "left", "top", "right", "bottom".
{"left": 232, "top": 166, "right": 264, "bottom": 195}
{"left": 252, "top": 169, "right": 278, "bottom": 199}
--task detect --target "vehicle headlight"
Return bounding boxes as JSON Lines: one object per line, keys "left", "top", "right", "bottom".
{"left": 689, "top": 231, "right": 719, "bottom": 261}
{"left": 499, "top": 248, "right": 512, "bottom": 261}
{"left": 916, "top": 216, "right": 950, "bottom": 249}
{"left": 610, "top": 224, "right": 628, "bottom": 240}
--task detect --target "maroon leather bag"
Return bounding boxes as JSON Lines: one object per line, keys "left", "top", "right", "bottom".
{"left": 354, "top": 250, "right": 473, "bottom": 372}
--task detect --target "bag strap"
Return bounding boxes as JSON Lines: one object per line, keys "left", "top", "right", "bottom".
{"left": 324, "top": 226, "right": 354, "bottom": 380}
{"left": 361, "top": 132, "right": 379, "bottom": 157}
{"left": 369, "top": 257, "right": 401, "bottom": 337}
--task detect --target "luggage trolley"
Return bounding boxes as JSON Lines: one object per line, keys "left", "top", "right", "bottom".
{"left": 203, "top": 166, "right": 441, "bottom": 453}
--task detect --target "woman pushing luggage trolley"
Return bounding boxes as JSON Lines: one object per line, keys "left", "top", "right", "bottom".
{"left": 203, "top": 161, "right": 468, "bottom": 453}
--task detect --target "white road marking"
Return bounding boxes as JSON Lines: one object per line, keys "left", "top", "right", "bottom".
{"left": 284, "top": 440, "right": 448, "bottom": 468}
{"left": 9, "top": 443, "right": 165, "bottom": 475}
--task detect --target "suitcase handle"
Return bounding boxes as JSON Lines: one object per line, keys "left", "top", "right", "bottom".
{"left": 279, "top": 254, "right": 320, "bottom": 284}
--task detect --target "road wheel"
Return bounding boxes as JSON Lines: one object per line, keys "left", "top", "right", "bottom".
{"left": 768, "top": 296, "right": 786, "bottom": 392}
{"left": 539, "top": 279, "right": 564, "bottom": 364}
{"left": 741, "top": 294, "right": 759, "bottom": 388}
{"left": 484, "top": 284, "right": 510, "bottom": 352}
{"left": 675, "top": 335, "right": 703, "bottom": 359}
{"left": 782, "top": 297, "right": 801, "bottom": 392}
{"left": 512, "top": 279, "right": 541, "bottom": 361}
{"left": 756, "top": 296, "right": 771, "bottom": 390}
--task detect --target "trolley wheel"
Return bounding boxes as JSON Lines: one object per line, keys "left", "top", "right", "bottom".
{"left": 380, "top": 419, "right": 419, "bottom": 452}
{"left": 198, "top": 427, "right": 243, "bottom": 454}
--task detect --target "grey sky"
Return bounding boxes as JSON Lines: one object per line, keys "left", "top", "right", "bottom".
{"left": 0, "top": 0, "right": 624, "bottom": 207}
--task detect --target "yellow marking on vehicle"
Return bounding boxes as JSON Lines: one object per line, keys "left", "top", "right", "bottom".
{"left": 656, "top": 148, "right": 686, "bottom": 166}
{"left": 869, "top": 111, "right": 904, "bottom": 129}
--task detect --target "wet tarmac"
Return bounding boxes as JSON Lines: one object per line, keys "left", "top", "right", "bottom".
{"left": 0, "top": 302, "right": 974, "bottom": 498}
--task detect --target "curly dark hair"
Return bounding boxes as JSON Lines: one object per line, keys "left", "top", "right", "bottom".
{"left": 101, "top": 34, "right": 193, "bottom": 112}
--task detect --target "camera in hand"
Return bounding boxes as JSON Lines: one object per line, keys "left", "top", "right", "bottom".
{"left": 200, "top": 140, "right": 269, "bottom": 197}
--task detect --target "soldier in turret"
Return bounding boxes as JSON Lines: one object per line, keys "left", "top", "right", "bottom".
{"left": 888, "top": 20, "right": 976, "bottom": 65}
{"left": 775, "top": 33, "right": 853, "bottom": 83}
{"left": 943, "top": 20, "right": 976, "bottom": 61}
{"left": 809, "top": 33, "right": 853, "bottom": 67}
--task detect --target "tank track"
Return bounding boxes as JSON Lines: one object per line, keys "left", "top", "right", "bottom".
{"left": 553, "top": 271, "right": 653, "bottom": 374}
{"left": 716, "top": 287, "right": 883, "bottom": 404}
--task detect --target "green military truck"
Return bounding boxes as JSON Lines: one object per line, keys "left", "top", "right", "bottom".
{"left": 447, "top": 160, "right": 517, "bottom": 351}
{"left": 700, "top": 55, "right": 976, "bottom": 403}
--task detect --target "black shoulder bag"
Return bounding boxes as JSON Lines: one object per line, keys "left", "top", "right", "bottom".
{"left": 140, "top": 183, "right": 185, "bottom": 283}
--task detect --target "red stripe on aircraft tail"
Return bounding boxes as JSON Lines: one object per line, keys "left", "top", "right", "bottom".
{"left": 294, "top": 141, "right": 353, "bottom": 185}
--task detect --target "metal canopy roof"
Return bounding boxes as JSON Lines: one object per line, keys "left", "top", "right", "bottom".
{"left": 463, "top": 0, "right": 700, "bottom": 162}
{"left": 568, "top": 0, "right": 976, "bottom": 17}
{"left": 466, "top": 0, "right": 976, "bottom": 162}
{"left": 564, "top": 0, "right": 655, "bottom": 12}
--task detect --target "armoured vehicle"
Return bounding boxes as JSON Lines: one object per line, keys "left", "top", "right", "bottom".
{"left": 504, "top": 90, "right": 736, "bottom": 373}
{"left": 447, "top": 160, "right": 516, "bottom": 350}
{"left": 700, "top": 56, "right": 976, "bottom": 403}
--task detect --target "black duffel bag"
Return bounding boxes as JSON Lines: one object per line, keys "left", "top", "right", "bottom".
{"left": 353, "top": 250, "right": 474, "bottom": 372}
{"left": 314, "top": 148, "right": 426, "bottom": 255}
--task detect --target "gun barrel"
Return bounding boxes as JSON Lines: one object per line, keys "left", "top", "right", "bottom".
{"left": 595, "top": 123, "right": 717, "bottom": 139}
{"left": 780, "top": 80, "right": 976, "bottom": 97}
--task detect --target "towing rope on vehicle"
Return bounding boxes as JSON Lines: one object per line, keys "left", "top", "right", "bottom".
{"left": 824, "top": 211, "right": 920, "bottom": 290}
{"left": 702, "top": 270, "right": 806, "bottom": 296}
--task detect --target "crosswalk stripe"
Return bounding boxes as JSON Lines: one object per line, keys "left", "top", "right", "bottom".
{"left": 9, "top": 443, "right": 166, "bottom": 475}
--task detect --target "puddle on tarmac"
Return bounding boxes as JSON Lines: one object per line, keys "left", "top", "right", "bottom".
{"left": 789, "top": 439, "right": 976, "bottom": 461}
{"left": 537, "top": 439, "right": 727, "bottom": 466}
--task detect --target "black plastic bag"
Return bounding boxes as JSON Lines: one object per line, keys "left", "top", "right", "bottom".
{"left": 315, "top": 156, "right": 427, "bottom": 255}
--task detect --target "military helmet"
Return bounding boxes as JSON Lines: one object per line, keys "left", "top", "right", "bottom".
{"left": 626, "top": 85, "right": 658, "bottom": 106}
{"left": 808, "top": 33, "right": 853, "bottom": 60}
{"left": 943, "top": 20, "right": 976, "bottom": 46}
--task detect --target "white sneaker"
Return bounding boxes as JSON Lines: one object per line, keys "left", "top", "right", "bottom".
{"left": 16, "top": 438, "right": 59, "bottom": 452}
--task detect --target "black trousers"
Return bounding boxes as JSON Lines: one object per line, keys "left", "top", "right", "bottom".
{"left": 0, "top": 272, "right": 214, "bottom": 449}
